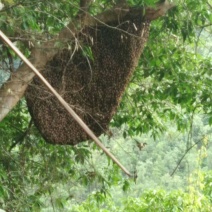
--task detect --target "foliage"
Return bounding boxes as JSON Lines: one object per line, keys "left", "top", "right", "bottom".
{"left": 68, "top": 137, "right": 212, "bottom": 211}
{"left": 113, "top": 1, "right": 212, "bottom": 137}
{"left": 203, "top": 170, "right": 212, "bottom": 203}
{"left": 0, "top": 102, "right": 211, "bottom": 210}
{"left": 122, "top": 189, "right": 211, "bottom": 212}
{"left": 71, "top": 177, "right": 212, "bottom": 211}
{"left": 0, "top": 0, "right": 212, "bottom": 211}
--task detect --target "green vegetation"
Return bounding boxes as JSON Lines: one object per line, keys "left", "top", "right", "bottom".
{"left": 0, "top": 0, "right": 211, "bottom": 211}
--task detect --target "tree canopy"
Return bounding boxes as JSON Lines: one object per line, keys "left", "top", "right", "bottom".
{"left": 0, "top": 0, "right": 211, "bottom": 211}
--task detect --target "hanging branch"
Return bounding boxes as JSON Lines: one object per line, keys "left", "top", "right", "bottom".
{"left": 170, "top": 139, "right": 202, "bottom": 176}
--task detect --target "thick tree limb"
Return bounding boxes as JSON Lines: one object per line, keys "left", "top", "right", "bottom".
{"left": 0, "top": 1, "right": 175, "bottom": 122}
{"left": 146, "top": 0, "right": 175, "bottom": 20}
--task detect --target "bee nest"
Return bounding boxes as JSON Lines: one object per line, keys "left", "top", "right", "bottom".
{"left": 25, "top": 9, "right": 150, "bottom": 145}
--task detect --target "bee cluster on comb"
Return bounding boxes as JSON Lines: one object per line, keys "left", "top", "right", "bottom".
{"left": 25, "top": 8, "right": 151, "bottom": 145}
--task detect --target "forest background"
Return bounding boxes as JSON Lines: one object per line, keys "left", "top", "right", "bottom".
{"left": 0, "top": 0, "right": 211, "bottom": 211}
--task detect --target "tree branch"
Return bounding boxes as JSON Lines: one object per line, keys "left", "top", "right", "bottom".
{"left": 0, "top": 3, "right": 89, "bottom": 121}
{"left": 145, "top": 0, "right": 175, "bottom": 21}
{"left": 170, "top": 139, "right": 202, "bottom": 176}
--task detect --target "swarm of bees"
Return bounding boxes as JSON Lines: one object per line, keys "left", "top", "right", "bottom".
{"left": 25, "top": 8, "right": 151, "bottom": 145}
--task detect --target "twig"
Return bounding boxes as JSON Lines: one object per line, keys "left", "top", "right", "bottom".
{"left": 170, "top": 139, "right": 202, "bottom": 176}
{"left": 9, "top": 118, "right": 33, "bottom": 151}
